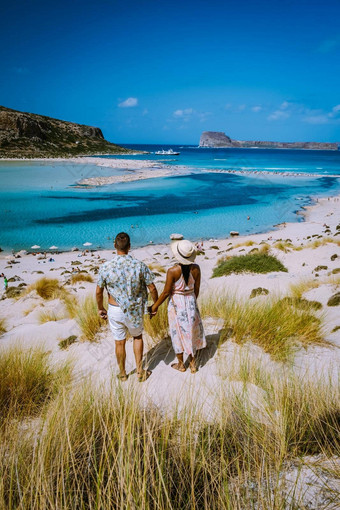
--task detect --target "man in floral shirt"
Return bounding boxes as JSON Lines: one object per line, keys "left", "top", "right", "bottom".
{"left": 96, "top": 232, "right": 158, "bottom": 382}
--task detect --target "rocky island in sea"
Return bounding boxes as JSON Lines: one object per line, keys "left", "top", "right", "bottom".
{"left": 199, "top": 130, "right": 339, "bottom": 150}
{"left": 0, "top": 105, "right": 135, "bottom": 158}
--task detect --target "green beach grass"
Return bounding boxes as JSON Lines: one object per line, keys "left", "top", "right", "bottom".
{"left": 212, "top": 253, "right": 287, "bottom": 277}
{"left": 0, "top": 358, "right": 339, "bottom": 509}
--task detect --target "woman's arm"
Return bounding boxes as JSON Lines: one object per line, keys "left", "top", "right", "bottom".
{"left": 151, "top": 268, "right": 176, "bottom": 313}
{"left": 193, "top": 265, "right": 201, "bottom": 299}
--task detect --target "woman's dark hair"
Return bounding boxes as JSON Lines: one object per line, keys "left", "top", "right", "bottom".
{"left": 180, "top": 264, "right": 192, "bottom": 285}
{"left": 114, "top": 232, "right": 131, "bottom": 252}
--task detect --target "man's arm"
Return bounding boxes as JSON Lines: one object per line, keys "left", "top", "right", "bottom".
{"left": 96, "top": 285, "right": 107, "bottom": 319}
{"left": 147, "top": 282, "right": 158, "bottom": 305}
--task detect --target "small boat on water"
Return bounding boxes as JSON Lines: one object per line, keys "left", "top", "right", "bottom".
{"left": 155, "top": 148, "right": 180, "bottom": 155}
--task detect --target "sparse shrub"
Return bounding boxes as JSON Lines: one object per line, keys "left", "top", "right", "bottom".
{"left": 70, "top": 273, "right": 94, "bottom": 284}
{"left": 59, "top": 335, "right": 78, "bottom": 349}
{"left": 209, "top": 245, "right": 219, "bottom": 250}
{"left": 327, "top": 292, "right": 340, "bottom": 307}
{"left": 331, "top": 268, "right": 340, "bottom": 274}
{"left": 249, "top": 287, "right": 269, "bottom": 299}
{"left": 331, "top": 325, "right": 340, "bottom": 333}
{"left": 213, "top": 253, "right": 287, "bottom": 277}
{"left": 279, "top": 296, "right": 323, "bottom": 311}
{"left": 331, "top": 254, "right": 338, "bottom": 261}
{"left": 314, "top": 265, "right": 328, "bottom": 272}
{"left": 5, "top": 286, "right": 23, "bottom": 299}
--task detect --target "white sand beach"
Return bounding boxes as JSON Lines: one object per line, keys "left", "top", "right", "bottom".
{"left": 0, "top": 193, "right": 339, "bottom": 421}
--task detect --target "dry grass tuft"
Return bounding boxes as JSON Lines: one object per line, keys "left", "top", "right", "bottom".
{"left": 144, "top": 301, "right": 169, "bottom": 342}
{"left": 0, "top": 346, "right": 72, "bottom": 420}
{"left": 289, "top": 278, "right": 321, "bottom": 299}
{"left": 38, "top": 310, "right": 65, "bottom": 324}
{"left": 26, "top": 277, "right": 66, "bottom": 300}
{"left": 148, "top": 262, "right": 166, "bottom": 274}
{"left": 0, "top": 318, "right": 6, "bottom": 335}
{"left": 70, "top": 273, "right": 94, "bottom": 284}
{"left": 200, "top": 292, "right": 325, "bottom": 361}
{"left": 0, "top": 368, "right": 339, "bottom": 509}
{"left": 75, "top": 295, "right": 106, "bottom": 341}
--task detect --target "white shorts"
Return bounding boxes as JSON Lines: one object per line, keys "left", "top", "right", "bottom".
{"left": 108, "top": 304, "right": 143, "bottom": 341}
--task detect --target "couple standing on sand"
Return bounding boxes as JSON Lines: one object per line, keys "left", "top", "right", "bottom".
{"left": 96, "top": 232, "right": 206, "bottom": 382}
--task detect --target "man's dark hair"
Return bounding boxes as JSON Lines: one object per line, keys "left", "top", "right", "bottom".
{"left": 114, "top": 232, "right": 131, "bottom": 252}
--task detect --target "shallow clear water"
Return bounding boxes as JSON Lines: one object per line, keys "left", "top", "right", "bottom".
{"left": 1, "top": 146, "right": 340, "bottom": 251}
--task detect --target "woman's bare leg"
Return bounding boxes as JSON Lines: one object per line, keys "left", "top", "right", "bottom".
{"left": 171, "top": 353, "right": 186, "bottom": 372}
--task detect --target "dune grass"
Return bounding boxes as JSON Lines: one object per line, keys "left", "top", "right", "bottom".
{"left": 0, "top": 318, "right": 6, "bottom": 335}
{"left": 302, "top": 237, "right": 340, "bottom": 249}
{"left": 213, "top": 253, "right": 287, "bottom": 277}
{"left": 233, "top": 239, "right": 256, "bottom": 248}
{"left": 0, "top": 346, "right": 72, "bottom": 421}
{"left": 200, "top": 292, "right": 325, "bottom": 360}
{"left": 26, "top": 277, "right": 66, "bottom": 300}
{"left": 75, "top": 295, "right": 106, "bottom": 341}
{"left": 0, "top": 365, "right": 339, "bottom": 509}
{"left": 38, "top": 309, "right": 66, "bottom": 324}
{"left": 148, "top": 262, "right": 166, "bottom": 274}
{"left": 144, "top": 301, "right": 169, "bottom": 342}
{"left": 70, "top": 272, "right": 94, "bottom": 284}
{"left": 289, "top": 275, "right": 340, "bottom": 299}
{"left": 273, "top": 240, "right": 295, "bottom": 252}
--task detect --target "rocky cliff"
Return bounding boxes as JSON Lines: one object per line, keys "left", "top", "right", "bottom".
{"left": 0, "top": 106, "right": 132, "bottom": 158}
{"left": 199, "top": 131, "right": 339, "bottom": 150}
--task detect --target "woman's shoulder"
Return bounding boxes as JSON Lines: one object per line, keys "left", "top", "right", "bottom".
{"left": 191, "top": 263, "right": 200, "bottom": 272}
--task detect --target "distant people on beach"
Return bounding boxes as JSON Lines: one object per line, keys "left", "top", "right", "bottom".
{"left": 151, "top": 239, "right": 206, "bottom": 373}
{"left": 96, "top": 232, "right": 158, "bottom": 382}
{"left": 1, "top": 273, "right": 8, "bottom": 296}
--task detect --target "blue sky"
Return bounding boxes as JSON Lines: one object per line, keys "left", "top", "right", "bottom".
{"left": 1, "top": 0, "right": 339, "bottom": 144}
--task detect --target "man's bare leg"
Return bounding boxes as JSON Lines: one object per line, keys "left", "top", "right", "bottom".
{"left": 133, "top": 335, "right": 143, "bottom": 374}
{"left": 115, "top": 339, "right": 127, "bottom": 379}
{"left": 133, "top": 335, "right": 151, "bottom": 381}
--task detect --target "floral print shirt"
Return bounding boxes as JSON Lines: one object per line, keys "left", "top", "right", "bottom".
{"left": 97, "top": 254, "right": 155, "bottom": 327}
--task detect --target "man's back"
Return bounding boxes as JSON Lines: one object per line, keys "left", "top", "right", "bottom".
{"left": 97, "top": 254, "right": 154, "bottom": 327}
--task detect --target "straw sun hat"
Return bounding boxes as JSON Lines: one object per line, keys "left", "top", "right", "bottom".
{"left": 171, "top": 239, "right": 197, "bottom": 265}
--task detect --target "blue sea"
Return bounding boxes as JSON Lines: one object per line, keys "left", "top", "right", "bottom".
{"left": 1, "top": 146, "right": 340, "bottom": 252}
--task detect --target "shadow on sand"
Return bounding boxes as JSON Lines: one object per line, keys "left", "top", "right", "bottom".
{"left": 144, "top": 329, "right": 225, "bottom": 371}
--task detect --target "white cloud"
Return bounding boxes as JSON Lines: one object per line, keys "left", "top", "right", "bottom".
{"left": 303, "top": 114, "right": 330, "bottom": 125}
{"left": 280, "top": 101, "right": 290, "bottom": 110}
{"left": 328, "top": 104, "right": 340, "bottom": 118}
{"left": 118, "top": 97, "right": 138, "bottom": 108}
{"left": 268, "top": 110, "right": 290, "bottom": 121}
{"left": 173, "top": 108, "right": 194, "bottom": 118}
{"left": 251, "top": 105, "right": 262, "bottom": 113}
{"left": 238, "top": 104, "right": 246, "bottom": 111}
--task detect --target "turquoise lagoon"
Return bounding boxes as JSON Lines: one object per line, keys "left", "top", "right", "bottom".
{"left": 0, "top": 147, "right": 340, "bottom": 251}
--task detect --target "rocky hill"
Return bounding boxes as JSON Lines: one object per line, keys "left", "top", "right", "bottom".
{"left": 199, "top": 131, "right": 339, "bottom": 150}
{"left": 0, "top": 106, "right": 132, "bottom": 158}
